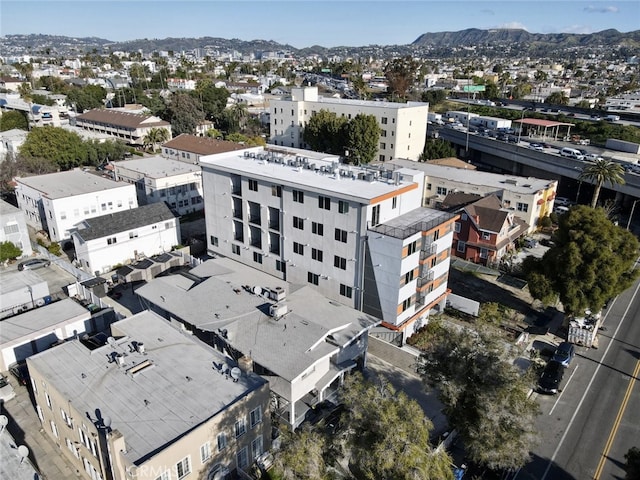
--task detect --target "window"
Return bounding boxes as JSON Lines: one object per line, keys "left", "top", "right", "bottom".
{"left": 253, "top": 252, "right": 263, "bottom": 264}
{"left": 392, "top": 197, "right": 397, "bottom": 209}
{"left": 480, "top": 248, "right": 489, "bottom": 259}
{"left": 61, "top": 409, "right": 72, "bottom": 427}
{"left": 426, "top": 183, "right": 432, "bottom": 191}
{"left": 461, "top": 213, "right": 468, "bottom": 221}
{"left": 236, "top": 446, "right": 249, "bottom": 469}
{"left": 407, "top": 240, "right": 418, "bottom": 255}
{"left": 340, "top": 284, "right": 353, "bottom": 298}
{"left": 401, "top": 297, "right": 412, "bottom": 312}
{"left": 176, "top": 456, "right": 191, "bottom": 479}
{"left": 232, "top": 244, "right": 241, "bottom": 255}
{"left": 381, "top": 129, "right": 387, "bottom": 137}
{"left": 129, "top": 231, "right": 138, "bottom": 239}
{"left": 371, "top": 205, "right": 380, "bottom": 226}
{"left": 50, "top": 420, "right": 59, "bottom": 438}
{"left": 308, "top": 272, "right": 319, "bottom": 285}
{"left": 293, "top": 216, "right": 304, "bottom": 230}
{"left": 380, "top": 142, "right": 386, "bottom": 149}
{"left": 335, "top": 228, "right": 347, "bottom": 243}
{"left": 200, "top": 442, "right": 212, "bottom": 463}
{"left": 250, "top": 406, "right": 263, "bottom": 428}
{"left": 517, "top": 202, "right": 528, "bottom": 212}
{"left": 381, "top": 117, "right": 388, "bottom": 124}
{"left": 106, "top": 237, "right": 117, "bottom": 245}
{"left": 154, "top": 472, "right": 170, "bottom": 480}
{"left": 457, "top": 241, "right": 466, "bottom": 253}
{"left": 271, "top": 185, "right": 282, "bottom": 197}
{"left": 454, "top": 222, "right": 461, "bottom": 233}
{"left": 248, "top": 179, "right": 258, "bottom": 191}
{"left": 338, "top": 201, "right": 349, "bottom": 214}
{"left": 405, "top": 270, "right": 415, "bottom": 284}
{"left": 437, "top": 187, "right": 448, "bottom": 195}
{"left": 318, "top": 195, "right": 330, "bottom": 210}
{"left": 293, "top": 242, "right": 304, "bottom": 255}
{"left": 45, "top": 392, "right": 52, "bottom": 408}
{"left": 312, "top": 248, "right": 323, "bottom": 262}
{"left": 252, "top": 436, "right": 264, "bottom": 459}
{"left": 334, "top": 256, "right": 347, "bottom": 270}
{"left": 210, "top": 235, "right": 219, "bottom": 247}
{"left": 217, "top": 432, "right": 228, "bottom": 451}
{"left": 482, "top": 231, "right": 491, "bottom": 240}
{"left": 312, "top": 222, "right": 324, "bottom": 236}
{"left": 434, "top": 230, "right": 440, "bottom": 240}
{"left": 60, "top": 211, "right": 67, "bottom": 220}
{"left": 276, "top": 260, "right": 286, "bottom": 273}
{"left": 235, "top": 418, "right": 246, "bottom": 438}
{"left": 293, "top": 189, "right": 304, "bottom": 203}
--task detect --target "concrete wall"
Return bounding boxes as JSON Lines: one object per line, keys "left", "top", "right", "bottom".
{"left": 367, "top": 336, "right": 419, "bottom": 376}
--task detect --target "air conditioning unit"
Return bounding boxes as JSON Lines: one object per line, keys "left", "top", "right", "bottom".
{"left": 270, "top": 286, "right": 286, "bottom": 302}
{"left": 269, "top": 303, "right": 288, "bottom": 319}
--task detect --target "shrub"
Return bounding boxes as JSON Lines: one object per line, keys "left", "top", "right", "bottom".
{"left": 0, "top": 241, "right": 22, "bottom": 262}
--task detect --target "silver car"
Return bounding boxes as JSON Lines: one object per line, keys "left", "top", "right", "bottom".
{"left": 17, "top": 258, "right": 51, "bottom": 271}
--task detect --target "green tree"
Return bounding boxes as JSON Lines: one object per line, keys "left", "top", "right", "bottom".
{"left": 417, "top": 326, "right": 539, "bottom": 472}
{"left": 303, "top": 109, "right": 348, "bottom": 155}
{"left": 19, "top": 126, "right": 87, "bottom": 170}
{"left": 545, "top": 91, "right": 569, "bottom": 105}
{"left": 66, "top": 84, "right": 107, "bottom": 112}
{"left": 344, "top": 114, "right": 380, "bottom": 165}
{"left": 195, "top": 81, "right": 229, "bottom": 121}
{"left": 579, "top": 158, "right": 625, "bottom": 208}
{"left": 624, "top": 447, "right": 640, "bottom": 480}
{"left": 419, "top": 138, "right": 456, "bottom": 161}
{"left": 421, "top": 89, "right": 448, "bottom": 105}
{"left": 0, "top": 110, "right": 29, "bottom": 131}
{"left": 522, "top": 205, "right": 640, "bottom": 314}
{"left": 384, "top": 56, "right": 419, "bottom": 101}
{"left": 342, "top": 374, "right": 454, "bottom": 480}
{"left": 0, "top": 241, "right": 22, "bottom": 262}
{"left": 143, "top": 127, "right": 170, "bottom": 152}
{"left": 274, "top": 426, "right": 329, "bottom": 480}
{"left": 166, "top": 93, "right": 205, "bottom": 136}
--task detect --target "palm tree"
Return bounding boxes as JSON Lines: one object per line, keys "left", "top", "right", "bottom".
{"left": 579, "top": 158, "right": 626, "bottom": 208}
{"left": 143, "top": 127, "right": 170, "bottom": 153}
{"left": 17, "top": 82, "right": 33, "bottom": 131}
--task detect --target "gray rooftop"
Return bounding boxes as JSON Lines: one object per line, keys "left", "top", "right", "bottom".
{"left": 113, "top": 156, "right": 201, "bottom": 178}
{"left": 316, "top": 96, "right": 428, "bottom": 110}
{"left": 27, "top": 310, "right": 267, "bottom": 465}
{"left": 16, "top": 169, "right": 132, "bottom": 199}
{"left": 389, "top": 159, "right": 556, "bottom": 194}
{"left": 0, "top": 199, "right": 21, "bottom": 216}
{"left": 73, "top": 202, "right": 177, "bottom": 241}
{"left": 370, "top": 207, "right": 458, "bottom": 240}
{"left": 0, "top": 299, "right": 89, "bottom": 344}
{"left": 200, "top": 148, "right": 418, "bottom": 203}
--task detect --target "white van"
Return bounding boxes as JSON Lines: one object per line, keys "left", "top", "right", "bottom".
{"left": 560, "top": 147, "right": 584, "bottom": 160}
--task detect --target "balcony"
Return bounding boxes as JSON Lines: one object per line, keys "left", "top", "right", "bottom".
{"left": 417, "top": 270, "right": 434, "bottom": 288}
{"left": 420, "top": 243, "right": 437, "bottom": 260}
{"left": 416, "top": 293, "right": 426, "bottom": 307}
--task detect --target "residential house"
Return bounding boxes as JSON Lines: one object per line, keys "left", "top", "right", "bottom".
{"left": 162, "top": 134, "right": 247, "bottom": 165}
{"left": 0, "top": 128, "right": 28, "bottom": 161}
{"left": 0, "top": 269, "right": 49, "bottom": 321}
{"left": 27, "top": 310, "right": 271, "bottom": 480}
{"left": 0, "top": 199, "right": 32, "bottom": 258}
{"left": 114, "top": 156, "right": 204, "bottom": 215}
{"left": 200, "top": 146, "right": 458, "bottom": 342}
{"left": 388, "top": 159, "right": 557, "bottom": 233}
{"left": 135, "top": 257, "right": 380, "bottom": 428}
{"left": 269, "top": 86, "right": 429, "bottom": 162}
{"left": 452, "top": 195, "right": 529, "bottom": 266}
{"left": 74, "top": 109, "right": 172, "bottom": 147}
{"left": 14, "top": 169, "right": 138, "bottom": 243}
{"left": 71, "top": 202, "right": 180, "bottom": 275}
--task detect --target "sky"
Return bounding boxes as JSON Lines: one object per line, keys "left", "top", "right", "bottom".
{"left": 1, "top": 0, "right": 638, "bottom": 49}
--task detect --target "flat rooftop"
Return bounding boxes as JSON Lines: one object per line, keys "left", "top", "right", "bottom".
{"left": 27, "top": 311, "right": 266, "bottom": 465}
{"left": 370, "top": 207, "right": 458, "bottom": 240}
{"left": 389, "top": 159, "right": 555, "bottom": 194}
{"left": 16, "top": 169, "right": 131, "bottom": 199}
{"left": 316, "top": 96, "right": 428, "bottom": 110}
{"left": 0, "top": 298, "right": 89, "bottom": 344}
{"left": 113, "top": 156, "right": 201, "bottom": 178}
{"left": 200, "top": 148, "right": 420, "bottom": 203}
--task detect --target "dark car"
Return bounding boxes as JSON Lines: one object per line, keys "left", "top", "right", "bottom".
{"left": 304, "top": 400, "right": 337, "bottom": 425}
{"left": 17, "top": 258, "right": 51, "bottom": 271}
{"left": 538, "top": 360, "right": 565, "bottom": 394}
{"left": 552, "top": 342, "right": 576, "bottom": 367}
{"left": 9, "top": 362, "right": 29, "bottom": 386}
{"left": 321, "top": 404, "right": 346, "bottom": 434}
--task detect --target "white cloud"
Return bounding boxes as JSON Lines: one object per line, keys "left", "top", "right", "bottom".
{"left": 584, "top": 5, "right": 619, "bottom": 13}
{"left": 562, "top": 24, "right": 595, "bottom": 34}
{"left": 495, "top": 22, "right": 529, "bottom": 31}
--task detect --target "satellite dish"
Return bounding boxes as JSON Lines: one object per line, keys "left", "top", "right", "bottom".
{"left": 107, "top": 337, "right": 116, "bottom": 346}
{"left": 252, "top": 286, "right": 262, "bottom": 295}
{"left": 103, "top": 416, "right": 112, "bottom": 428}
{"left": 230, "top": 367, "right": 241, "bottom": 381}
{"left": 17, "top": 445, "right": 29, "bottom": 464}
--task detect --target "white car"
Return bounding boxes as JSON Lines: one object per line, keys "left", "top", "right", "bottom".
{"left": 583, "top": 154, "right": 604, "bottom": 161}
{"left": 0, "top": 374, "right": 16, "bottom": 402}
{"left": 528, "top": 143, "right": 544, "bottom": 151}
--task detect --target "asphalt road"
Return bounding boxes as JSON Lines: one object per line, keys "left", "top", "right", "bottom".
{"left": 515, "top": 271, "right": 640, "bottom": 480}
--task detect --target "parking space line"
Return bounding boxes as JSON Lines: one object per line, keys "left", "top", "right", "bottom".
{"left": 549, "top": 364, "right": 579, "bottom": 415}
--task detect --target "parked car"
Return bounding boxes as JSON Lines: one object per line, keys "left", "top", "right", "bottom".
{"left": 538, "top": 360, "right": 565, "bottom": 394}
{"left": 523, "top": 238, "right": 538, "bottom": 248}
{"left": 0, "top": 373, "right": 16, "bottom": 402}
{"left": 9, "top": 362, "right": 30, "bottom": 386}
{"left": 552, "top": 342, "right": 576, "bottom": 367}
{"left": 17, "top": 258, "right": 51, "bottom": 271}
{"left": 528, "top": 143, "right": 544, "bottom": 151}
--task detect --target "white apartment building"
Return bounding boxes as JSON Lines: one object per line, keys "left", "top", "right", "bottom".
{"left": 389, "top": 160, "right": 558, "bottom": 233}
{"left": 114, "top": 156, "right": 204, "bottom": 215}
{"left": 200, "top": 146, "right": 458, "bottom": 341}
{"left": 27, "top": 311, "right": 271, "bottom": 480}
{"left": 270, "top": 86, "right": 429, "bottom": 162}
{"left": 0, "top": 199, "right": 32, "bottom": 258}
{"left": 74, "top": 109, "right": 172, "bottom": 147}
{"left": 14, "top": 169, "right": 138, "bottom": 242}
{"left": 71, "top": 202, "right": 180, "bottom": 274}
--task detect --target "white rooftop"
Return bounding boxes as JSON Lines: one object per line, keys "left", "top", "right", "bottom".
{"left": 201, "top": 148, "right": 419, "bottom": 203}
{"left": 16, "top": 169, "right": 131, "bottom": 199}
{"left": 27, "top": 311, "right": 267, "bottom": 465}
{"left": 316, "top": 95, "right": 428, "bottom": 110}
{"left": 389, "top": 159, "right": 555, "bottom": 194}
{"left": 113, "top": 156, "right": 201, "bottom": 178}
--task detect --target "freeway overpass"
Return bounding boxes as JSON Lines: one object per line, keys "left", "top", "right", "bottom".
{"left": 437, "top": 128, "right": 640, "bottom": 201}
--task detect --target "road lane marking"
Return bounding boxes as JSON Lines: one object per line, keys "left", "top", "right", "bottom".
{"left": 593, "top": 358, "right": 640, "bottom": 480}
{"left": 549, "top": 364, "right": 579, "bottom": 415}
{"left": 538, "top": 280, "right": 640, "bottom": 480}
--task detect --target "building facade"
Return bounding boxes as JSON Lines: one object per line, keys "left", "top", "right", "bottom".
{"left": 269, "top": 86, "right": 429, "bottom": 162}
{"left": 0, "top": 199, "right": 32, "bottom": 258}
{"left": 74, "top": 109, "right": 172, "bottom": 147}
{"left": 161, "top": 134, "right": 248, "bottom": 165}
{"left": 27, "top": 311, "right": 271, "bottom": 480}
{"left": 14, "top": 170, "right": 138, "bottom": 242}
{"left": 114, "top": 156, "right": 204, "bottom": 215}
{"left": 200, "top": 146, "right": 457, "bottom": 341}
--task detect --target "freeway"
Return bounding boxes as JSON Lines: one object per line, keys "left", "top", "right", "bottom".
{"left": 515, "top": 272, "right": 640, "bottom": 480}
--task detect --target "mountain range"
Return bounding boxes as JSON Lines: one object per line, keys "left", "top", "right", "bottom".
{"left": 2, "top": 28, "right": 639, "bottom": 57}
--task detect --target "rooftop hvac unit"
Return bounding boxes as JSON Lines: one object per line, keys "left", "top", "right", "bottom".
{"left": 257, "top": 154, "right": 265, "bottom": 160}
{"left": 287, "top": 159, "right": 295, "bottom": 166}
{"left": 244, "top": 151, "right": 250, "bottom": 158}
{"left": 250, "top": 152, "right": 256, "bottom": 158}
{"left": 365, "top": 173, "right": 374, "bottom": 182}
{"left": 270, "top": 286, "right": 286, "bottom": 302}
{"left": 269, "top": 303, "right": 288, "bottom": 319}
{"left": 358, "top": 172, "right": 366, "bottom": 180}
{"left": 309, "top": 163, "right": 316, "bottom": 170}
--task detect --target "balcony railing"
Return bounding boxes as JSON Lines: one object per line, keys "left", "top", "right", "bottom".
{"left": 420, "top": 243, "right": 437, "bottom": 259}
{"left": 369, "top": 212, "right": 457, "bottom": 240}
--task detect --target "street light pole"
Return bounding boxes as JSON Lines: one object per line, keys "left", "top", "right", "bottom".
{"left": 626, "top": 199, "right": 638, "bottom": 231}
